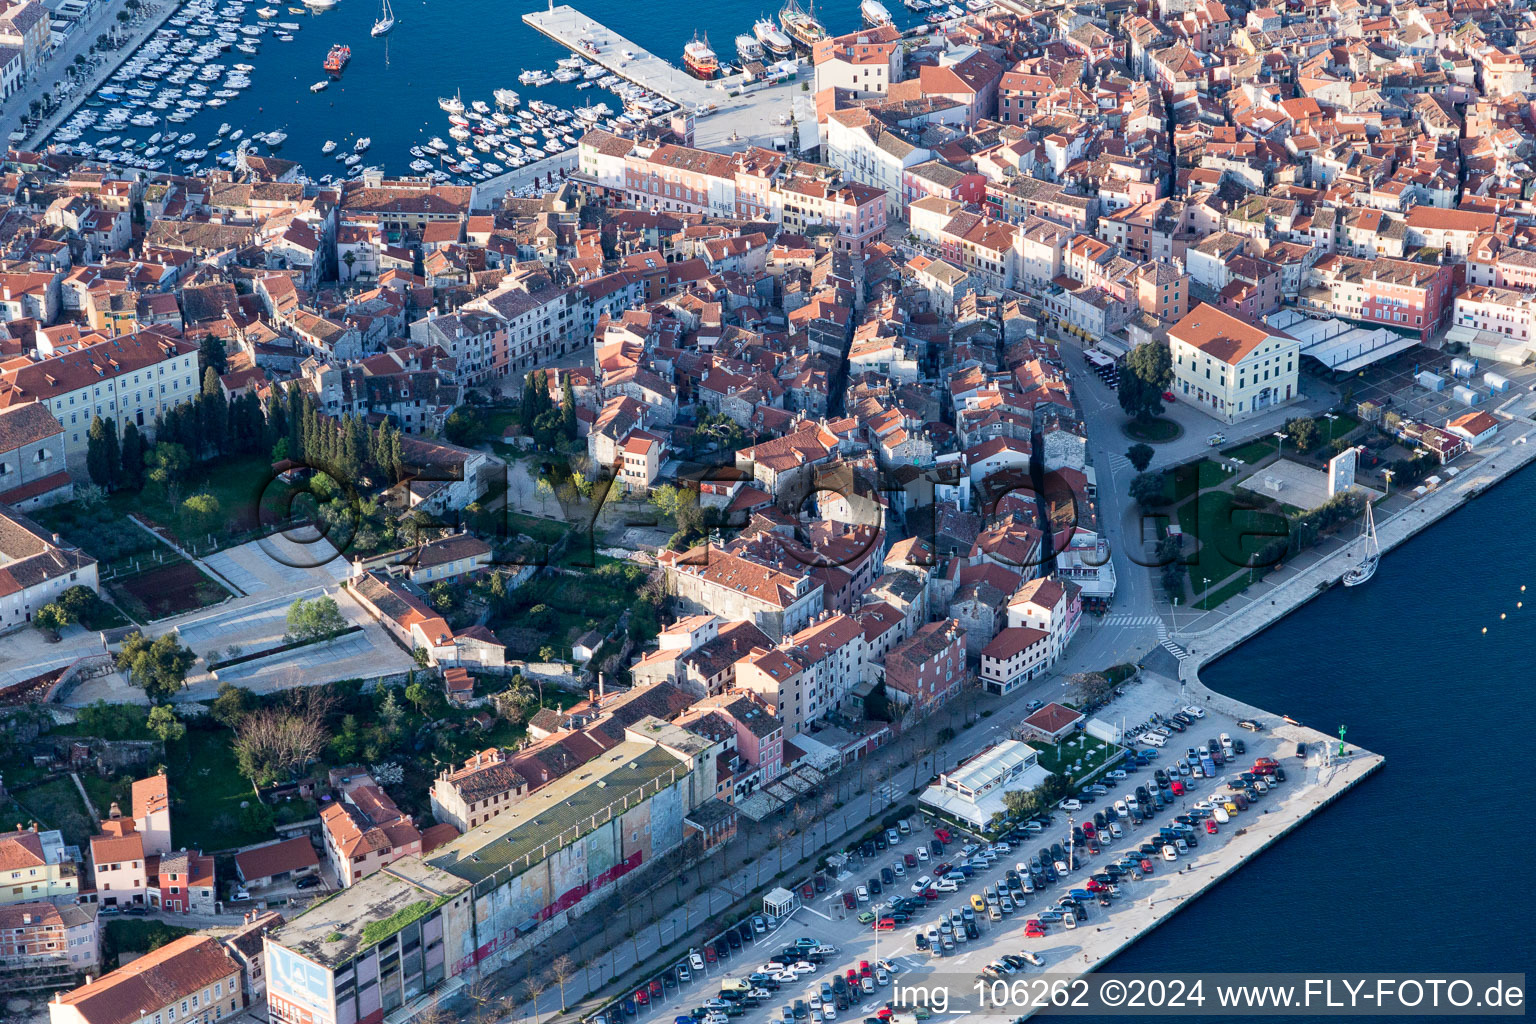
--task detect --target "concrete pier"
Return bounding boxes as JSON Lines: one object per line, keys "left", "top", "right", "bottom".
{"left": 521, "top": 5, "right": 728, "bottom": 111}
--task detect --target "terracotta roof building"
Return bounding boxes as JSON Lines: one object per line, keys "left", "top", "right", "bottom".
{"left": 233, "top": 838, "right": 321, "bottom": 889}
{"left": 47, "top": 934, "right": 244, "bottom": 1024}
{"left": 319, "top": 778, "right": 422, "bottom": 889}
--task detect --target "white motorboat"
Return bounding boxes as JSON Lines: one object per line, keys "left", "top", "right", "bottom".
{"left": 311, "top": 79, "right": 328, "bottom": 91}
{"left": 353, "top": 136, "right": 371, "bottom": 151}
{"left": 861, "top": 0, "right": 893, "bottom": 22}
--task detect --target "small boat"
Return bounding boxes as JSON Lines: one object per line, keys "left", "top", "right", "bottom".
{"left": 753, "top": 17, "right": 793, "bottom": 57}
{"left": 321, "top": 139, "right": 337, "bottom": 152}
{"left": 682, "top": 32, "right": 719, "bottom": 79}
{"left": 371, "top": 0, "right": 393, "bottom": 36}
{"left": 287, "top": 5, "right": 306, "bottom": 12}
{"left": 353, "top": 136, "right": 370, "bottom": 151}
{"left": 311, "top": 79, "right": 328, "bottom": 91}
{"left": 493, "top": 88, "right": 519, "bottom": 108}
{"left": 778, "top": 0, "right": 826, "bottom": 46}
{"left": 256, "top": 5, "right": 277, "bottom": 14}
{"left": 862, "top": 0, "right": 893, "bottom": 23}
{"left": 1340, "top": 501, "right": 1379, "bottom": 587}
{"left": 305, "top": 0, "right": 336, "bottom": 8}
{"left": 735, "top": 33, "right": 763, "bottom": 61}
{"left": 264, "top": 130, "right": 287, "bottom": 145}
{"left": 323, "top": 42, "right": 349, "bottom": 74}
{"left": 438, "top": 93, "right": 464, "bottom": 114}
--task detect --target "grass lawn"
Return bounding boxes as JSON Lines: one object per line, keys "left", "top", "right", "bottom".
{"left": 1034, "top": 735, "right": 1119, "bottom": 785}
{"left": 1196, "top": 571, "right": 1258, "bottom": 610}
{"left": 504, "top": 511, "right": 571, "bottom": 546}
{"left": 1164, "top": 459, "right": 1235, "bottom": 504}
{"left": 1174, "top": 489, "right": 1284, "bottom": 607}
{"left": 490, "top": 566, "right": 636, "bottom": 658}
{"left": 480, "top": 408, "right": 521, "bottom": 442}
{"left": 11, "top": 777, "right": 96, "bottom": 849}
{"left": 35, "top": 454, "right": 292, "bottom": 565}
{"left": 1122, "top": 417, "right": 1183, "bottom": 443}
{"left": 80, "top": 773, "right": 133, "bottom": 820}
{"left": 163, "top": 727, "right": 271, "bottom": 853}
{"left": 1222, "top": 438, "right": 1282, "bottom": 465}
{"left": 1317, "top": 413, "right": 1360, "bottom": 444}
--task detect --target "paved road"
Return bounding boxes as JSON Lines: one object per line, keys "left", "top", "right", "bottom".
{"left": 0, "top": 0, "right": 175, "bottom": 149}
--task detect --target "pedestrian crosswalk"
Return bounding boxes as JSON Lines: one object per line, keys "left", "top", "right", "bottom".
{"left": 1103, "top": 613, "right": 1160, "bottom": 627}
{"left": 1155, "top": 623, "right": 1188, "bottom": 661}
{"left": 1104, "top": 453, "right": 1133, "bottom": 473}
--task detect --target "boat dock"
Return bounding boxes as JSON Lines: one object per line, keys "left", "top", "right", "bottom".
{"left": 522, "top": 5, "right": 728, "bottom": 112}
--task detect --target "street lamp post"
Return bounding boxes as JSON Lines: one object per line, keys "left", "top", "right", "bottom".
{"left": 1272, "top": 430, "right": 1287, "bottom": 460}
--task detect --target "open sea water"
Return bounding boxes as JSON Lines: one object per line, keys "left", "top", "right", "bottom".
{"left": 1087, "top": 465, "right": 1536, "bottom": 1017}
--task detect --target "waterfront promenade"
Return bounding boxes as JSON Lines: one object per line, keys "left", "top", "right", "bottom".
{"left": 523, "top": 5, "right": 725, "bottom": 110}
{"left": 3, "top": 0, "right": 180, "bottom": 151}
{"left": 1176, "top": 397, "right": 1536, "bottom": 670}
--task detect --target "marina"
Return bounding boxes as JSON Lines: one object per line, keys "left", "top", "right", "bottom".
{"left": 22, "top": 0, "right": 927, "bottom": 178}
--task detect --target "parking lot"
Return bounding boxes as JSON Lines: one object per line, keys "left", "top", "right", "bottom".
{"left": 598, "top": 676, "right": 1362, "bottom": 1024}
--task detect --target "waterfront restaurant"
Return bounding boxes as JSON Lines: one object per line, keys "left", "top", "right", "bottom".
{"left": 920, "top": 740, "right": 1053, "bottom": 829}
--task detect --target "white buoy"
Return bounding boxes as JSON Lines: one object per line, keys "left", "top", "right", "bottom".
{"left": 1501, "top": 613, "right": 1507, "bottom": 620}
{"left": 1483, "top": 627, "right": 1488, "bottom": 633}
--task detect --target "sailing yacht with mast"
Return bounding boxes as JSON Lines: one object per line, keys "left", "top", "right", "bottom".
{"left": 371, "top": 0, "right": 394, "bottom": 36}
{"left": 1341, "top": 500, "right": 1379, "bottom": 587}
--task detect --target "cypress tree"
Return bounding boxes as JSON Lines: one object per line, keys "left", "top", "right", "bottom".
{"left": 120, "top": 420, "right": 145, "bottom": 490}
{"left": 86, "top": 417, "right": 113, "bottom": 488}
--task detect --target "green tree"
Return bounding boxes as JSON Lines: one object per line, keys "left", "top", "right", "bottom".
{"left": 443, "top": 408, "right": 483, "bottom": 446}
{"left": 285, "top": 595, "right": 347, "bottom": 642}
{"left": 199, "top": 334, "right": 228, "bottom": 376}
{"left": 58, "top": 585, "right": 97, "bottom": 623}
{"left": 405, "top": 680, "right": 441, "bottom": 717}
{"left": 648, "top": 484, "right": 690, "bottom": 520}
{"left": 147, "top": 443, "right": 191, "bottom": 502}
{"left": 379, "top": 688, "right": 405, "bottom": 734}
{"left": 33, "top": 603, "right": 68, "bottom": 636}
{"left": 1001, "top": 788, "right": 1041, "bottom": 819}
{"left": 1125, "top": 443, "right": 1155, "bottom": 472}
{"left": 146, "top": 704, "right": 186, "bottom": 743}
{"left": 1128, "top": 471, "right": 1169, "bottom": 507}
{"left": 1287, "top": 416, "right": 1318, "bottom": 453}
{"left": 179, "top": 492, "right": 222, "bottom": 538}
{"left": 115, "top": 632, "right": 196, "bottom": 701}
{"left": 120, "top": 421, "right": 146, "bottom": 490}
{"left": 210, "top": 682, "right": 255, "bottom": 728}
{"left": 560, "top": 377, "right": 577, "bottom": 438}
{"left": 86, "top": 416, "right": 119, "bottom": 489}
{"left": 1119, "top": 342, "right": 1173, "bottom": 423}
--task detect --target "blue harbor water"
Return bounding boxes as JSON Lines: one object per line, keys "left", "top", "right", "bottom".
{"left": 60, "top": 0, "right": 934, "bottom": 178}
{"left": 1090, "top": 466, "right": 1536, "bottom": 1012}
